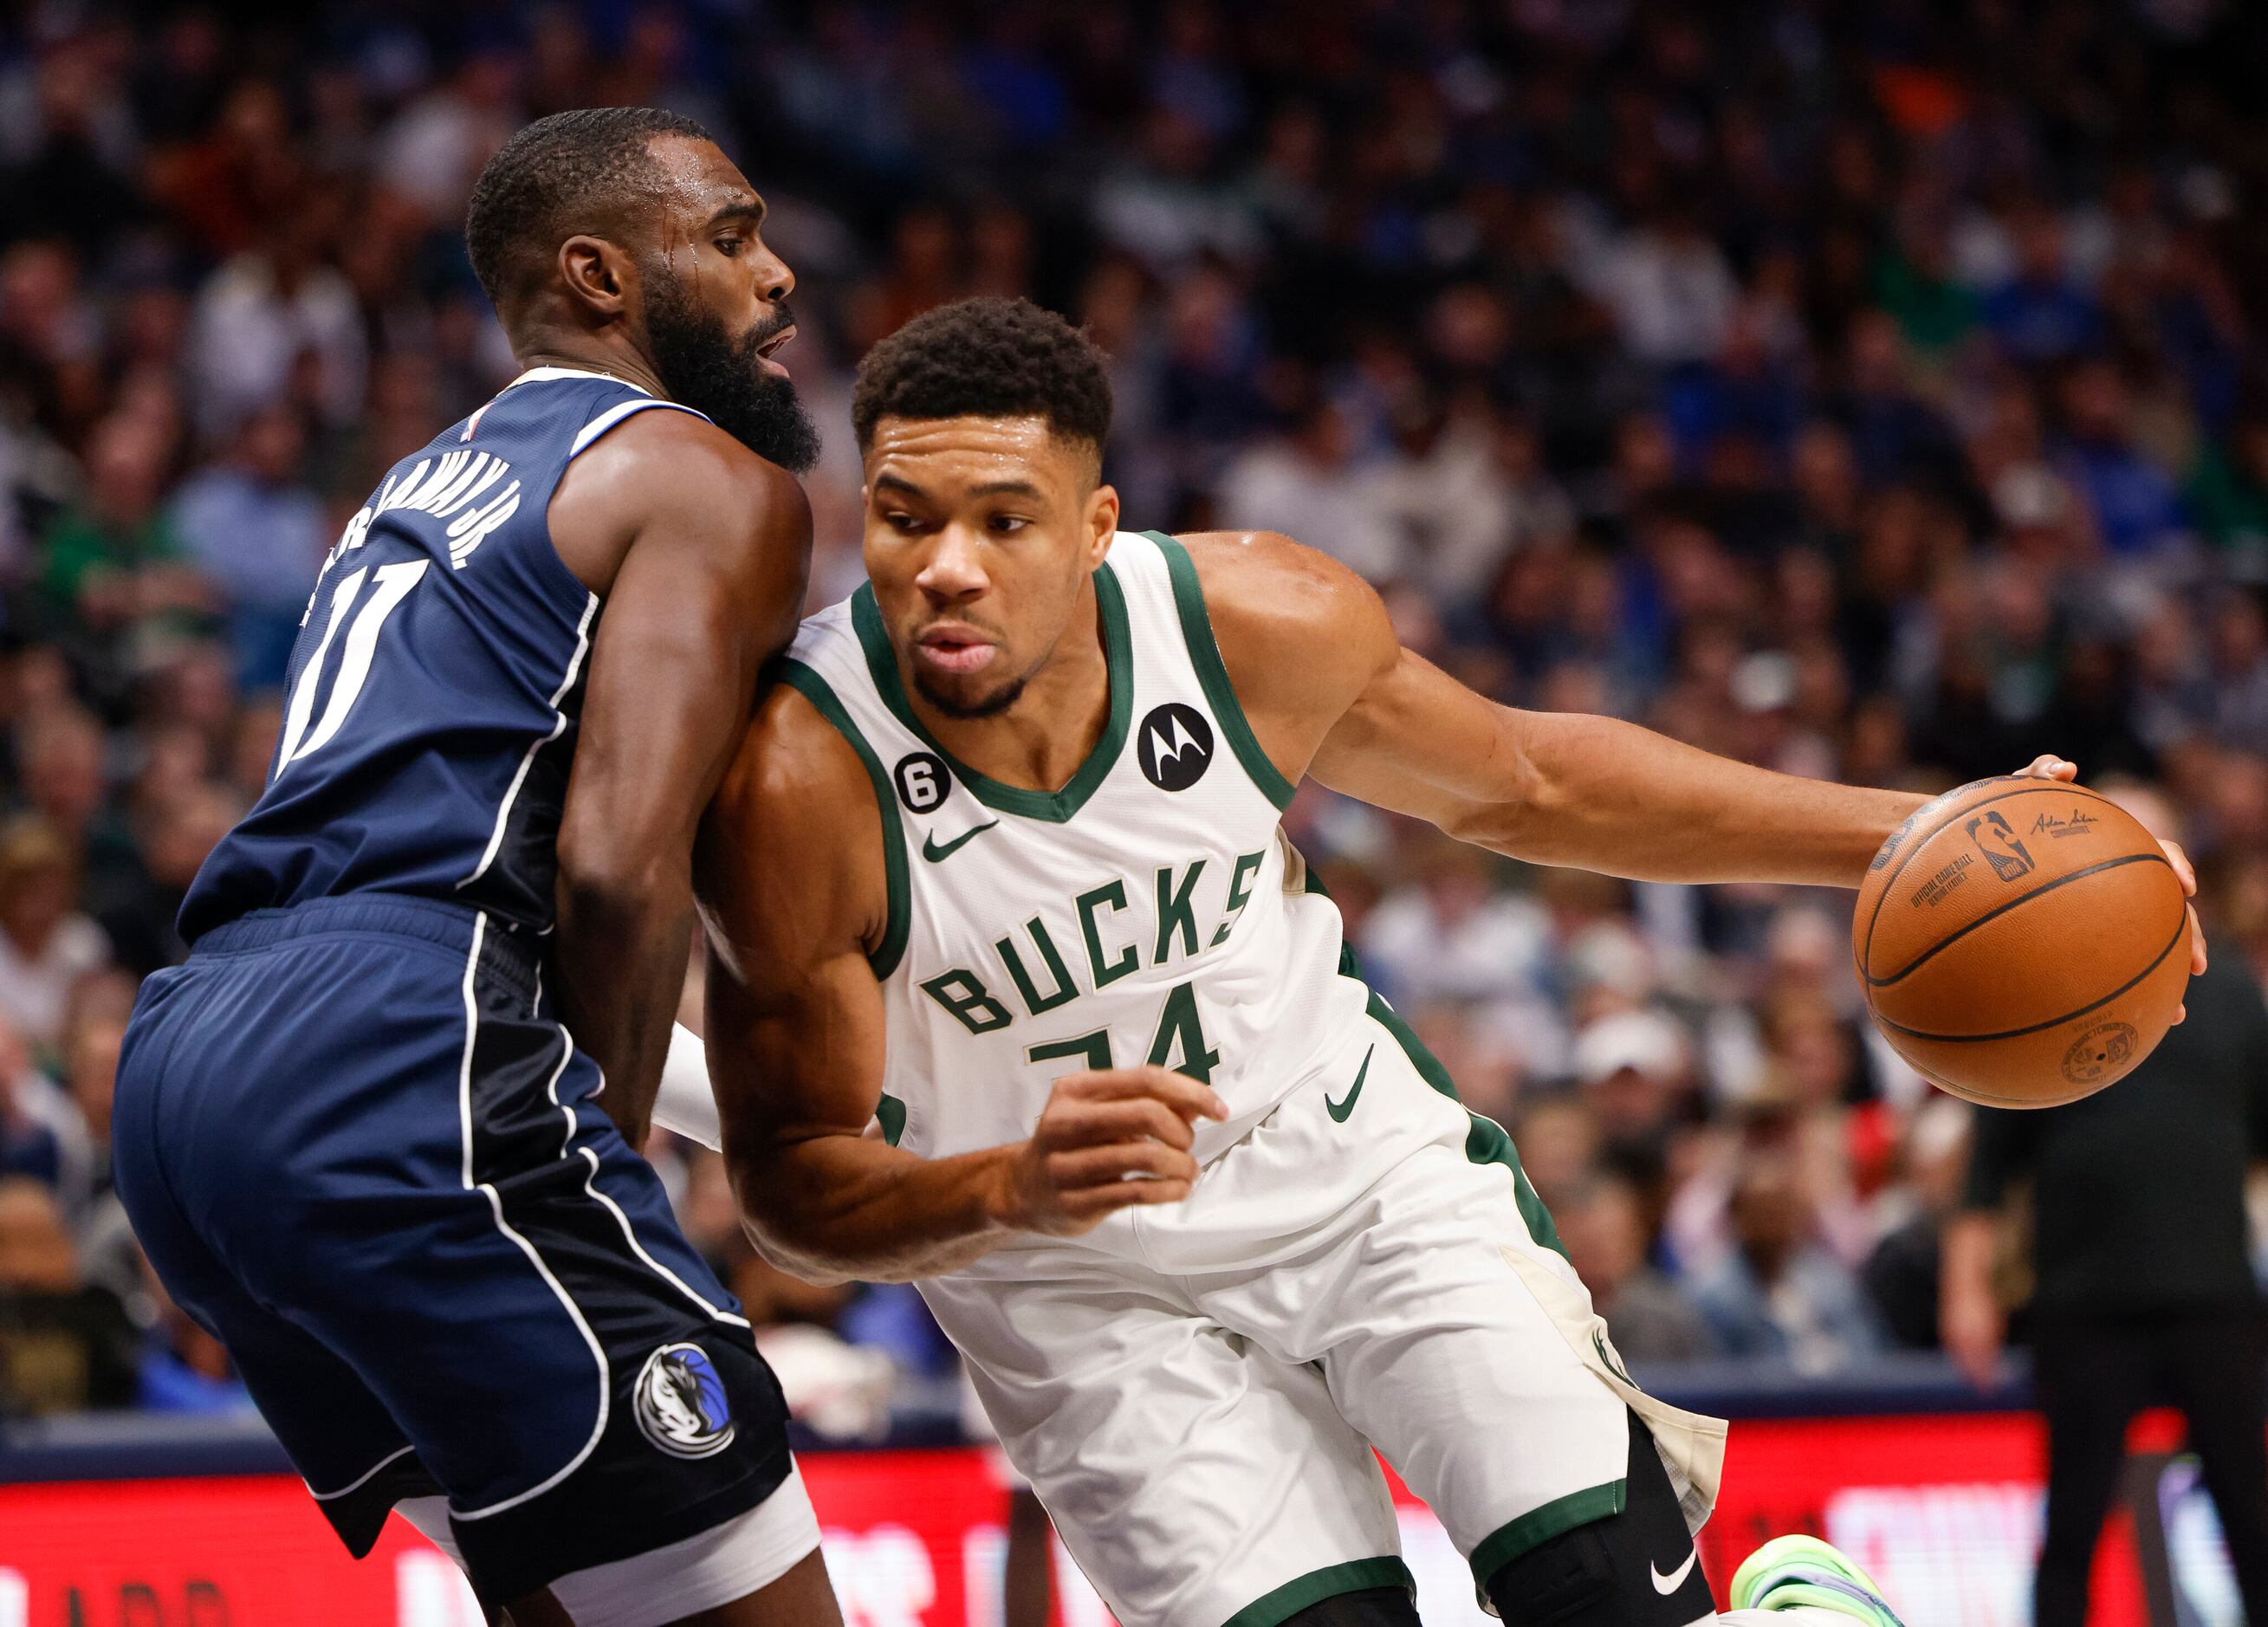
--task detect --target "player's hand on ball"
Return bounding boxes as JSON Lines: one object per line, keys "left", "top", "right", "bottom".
{"left": 2010, "top": 753, "right": 2207, "bottom": 1000}
{"left": 1003, "top": 1067, "right": 1229, "bottom": 1237}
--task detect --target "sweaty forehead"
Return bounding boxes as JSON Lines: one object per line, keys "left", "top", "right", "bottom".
{"left": 642, "top": 134, "right": 760, "bottom": 226}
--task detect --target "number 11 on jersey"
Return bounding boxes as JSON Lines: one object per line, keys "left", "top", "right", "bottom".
{"left": 274, "top": 558, "right": 431, "bottom": 779}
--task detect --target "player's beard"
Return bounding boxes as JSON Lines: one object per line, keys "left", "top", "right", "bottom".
{"left": 642, "top": 279, "right": 820, "bottom": 475}
{"left": 914, "top": 665, "right": 1030, "bottom": 720}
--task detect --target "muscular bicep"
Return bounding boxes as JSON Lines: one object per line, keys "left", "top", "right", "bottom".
{"left": 557, "top": 423, "right": 810, "bottom": 878}
{"left": 1185, "top": 528, "right": 1549, "bottom": 852}
{"left": 694, "top": 688, "right": 894, "bottom": 1183}
{"left": 708, "top": 930, "right": 889, "bottom": 1169}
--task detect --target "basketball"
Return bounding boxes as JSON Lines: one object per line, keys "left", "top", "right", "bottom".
{"left": 1853, "top": 777, "right": 2190, "bottom": 1109}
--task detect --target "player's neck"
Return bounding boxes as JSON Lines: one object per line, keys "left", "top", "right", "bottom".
{"left": 909, "top": 580, "right": 1111, "bottom": 795}
{"left": 513, "top": 339, "right": 669, "bottom": 401}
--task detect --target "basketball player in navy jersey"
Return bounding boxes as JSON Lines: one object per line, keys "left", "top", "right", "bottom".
{"left": 110, "top": 109, "right": 843, "bottom": 1625}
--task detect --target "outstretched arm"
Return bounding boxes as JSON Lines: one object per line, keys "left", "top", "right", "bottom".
{"left": 1194, "top": 530, "right": 1927, "bottom": 888}
{"left": 695, "top": 683, "right": 1224, "bottom": 1285}
{"left": 1319, "top": 651, "right": 1926, "bottom": 887}
{"left": 548, "top": 413, "right": 810, "bottom": 1148}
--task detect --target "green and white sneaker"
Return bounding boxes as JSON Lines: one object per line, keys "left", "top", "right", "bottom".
{"left": 1730, "top": 1535, "right": 1905, "bottom": 1627}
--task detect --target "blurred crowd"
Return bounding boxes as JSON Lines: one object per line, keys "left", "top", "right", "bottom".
{"left": 6, "top": 0, "right": 2268, "bottom": 1428}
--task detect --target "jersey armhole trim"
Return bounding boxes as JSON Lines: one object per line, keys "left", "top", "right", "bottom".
{"left": 567, "top": 398, "right": 711, "bottom": 460}
{"left": 775, "top": 660, "right": 910, "bottom": 981}
{"left": 1145, "top": 531, "right": 1299, "bottom": 812}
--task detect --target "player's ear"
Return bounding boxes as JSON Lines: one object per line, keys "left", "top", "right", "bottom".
{"left": 1084, "top": 482, "right": 1119, "bottom": 568}
{"left": 557, "top": 235, "right": 632, "bottom": 320}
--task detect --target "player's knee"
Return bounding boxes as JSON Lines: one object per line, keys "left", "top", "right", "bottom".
{"left": 1277, "top": 1584, "right": 1424, "bottom": 1626}
{"left": 1483, "top": 1520, "right": 1624, "bottom": 1626}
{"left": 1482, "top": 1412, "right": 1714, "bottom": 1627}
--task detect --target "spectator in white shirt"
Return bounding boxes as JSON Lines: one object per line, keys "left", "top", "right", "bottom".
{"left": 187, "top": 206, "right": 366, "bottom": 436}
{"left": 1216, "top": 397, "right": 1398, "bottom": 581}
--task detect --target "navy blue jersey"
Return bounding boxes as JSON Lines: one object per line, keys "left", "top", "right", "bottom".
{"left": 181, "top": 368, "right": 706, "bottom": 943}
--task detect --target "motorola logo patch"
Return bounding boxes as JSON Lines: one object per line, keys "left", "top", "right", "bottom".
{"left": 1138, "top": 703, "right": 1214, "bottom": 792}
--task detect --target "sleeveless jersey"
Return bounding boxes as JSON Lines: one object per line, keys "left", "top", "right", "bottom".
{"left": 180, "top": 367, "right": 707, "bottom": 944}
{"left": 780, "top": 529, "right": 1372, "bottom": 1164}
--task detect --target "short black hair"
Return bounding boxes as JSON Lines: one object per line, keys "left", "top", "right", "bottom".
{"left": 465, "top": 106, "right": 715, "bottom": 308}
{"left": 852, "top": 297, "right": 1113, "bottom": 460}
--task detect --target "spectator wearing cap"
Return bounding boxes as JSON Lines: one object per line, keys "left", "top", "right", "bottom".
{"left": 1571, "top": 1006, "right": 1693, "bottom": 1200}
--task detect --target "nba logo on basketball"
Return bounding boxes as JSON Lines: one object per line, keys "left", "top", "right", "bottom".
{"left": 1964, "top": 811, "right": 2036, "bottom": 881}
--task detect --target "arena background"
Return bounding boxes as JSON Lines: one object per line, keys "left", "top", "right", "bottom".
{"left": 1, "top": 1, "right": 2266, "bottom": 1622}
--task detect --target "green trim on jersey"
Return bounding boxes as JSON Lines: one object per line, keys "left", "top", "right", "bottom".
{"left": 875, "top": 1092, "right": 907, "bottom": 1147}
{"left": 1468, "top": 1481, "right": 1629, "bottom": 1587}
{"left": 776, "top": 659, "right": 911, "bottom": 981}
{"left": 1217, "top": 1556, "right": 1416, "bottom": 1627}
{"left": 848, "top": 567, "right": 1134, "bottom": 823}
{"left": 1146, "top": 531, "right": 1299, "bottom": 812}
{"left": 1366, "top": 989, "right": 1569, "bottom": 1262}
{"left": 1299, "top": 855, "right": 1569, "bottom": 1261}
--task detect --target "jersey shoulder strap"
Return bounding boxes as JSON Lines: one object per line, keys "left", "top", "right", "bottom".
{"left": 1124, "top": 529, "right": 1297, "bottom": 812}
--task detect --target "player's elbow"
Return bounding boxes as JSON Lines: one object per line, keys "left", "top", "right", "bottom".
{"left": 740, "top": 1214, "right": 858, "bottom": 1287}
{"left": 726, "top": 1139, "right": 865, "bottom": 1286}
{"left": 556, "top": 833, "right": 684, "bottom": 930}
{"left": 1441, "top": 773, "right": 1555, "bottom": 856}
{"left": 1442, "top": 739, "right": 1571, "bottom": 861}
{"left": 1440, "top": 796, "right": 1525, "bottom": 852}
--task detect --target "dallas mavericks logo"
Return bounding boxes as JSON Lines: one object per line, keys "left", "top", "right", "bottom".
{"left": 1138, "top": 703, "right": 1214, "bottom": 791}
{"left": 634, "top": 1343, "right": 736, "bottom": 1459}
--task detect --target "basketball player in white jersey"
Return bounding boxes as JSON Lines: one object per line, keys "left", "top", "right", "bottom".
{"left": 676, "top": 299, "right": 2199, "bottom": 1627}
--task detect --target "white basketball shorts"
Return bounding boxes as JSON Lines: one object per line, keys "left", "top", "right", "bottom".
{"left": 921, "top": 997, "right": 1727, "bottom": 1627}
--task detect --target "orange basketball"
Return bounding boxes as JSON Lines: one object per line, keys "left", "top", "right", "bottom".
{"left": 1852, "top": 776, "right": 2189, "bottom": 1108}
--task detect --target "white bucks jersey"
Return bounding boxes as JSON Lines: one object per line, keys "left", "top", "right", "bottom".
{"left": 778, "top": 530, "right": 1371, "bottom": 1164}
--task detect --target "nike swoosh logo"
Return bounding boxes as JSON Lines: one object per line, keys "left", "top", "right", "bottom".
{"left": 1651, "top": 1552, "right": 1698, "bottom": 1595}
{"left": 1325, "top": 1046, "right": 1374, "bottom": 1123}
{"left": 922, "top": 821, "right": 999, "bottom": 862}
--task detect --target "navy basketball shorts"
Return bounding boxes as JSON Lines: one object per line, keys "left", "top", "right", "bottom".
{"left": 112, "top": 895, "right": 798, "bottom": 1605}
